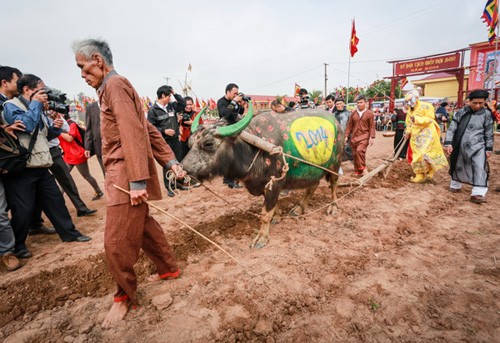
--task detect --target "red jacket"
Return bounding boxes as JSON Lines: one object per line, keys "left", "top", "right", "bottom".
{"left": 59, "top": 121, "right": 87, "bottom": 165}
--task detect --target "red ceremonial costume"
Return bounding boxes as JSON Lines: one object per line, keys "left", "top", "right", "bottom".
{"left": 98, "top": 71, "right": 178, "bottom": 305}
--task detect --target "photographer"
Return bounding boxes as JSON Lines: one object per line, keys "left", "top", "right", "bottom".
{"left": 59, "top": 112, "right": 103, "bottom": 202}
{"left": 179, "top": 96, "right": 198, "bottom": 160}
{"left": 2, "top": 74, "right": 91, "bottom": 258}
{"left": 0, "top": 66, "right": 24, "bottom": 271}
{"left": 298, "top": 88, "right": 315, "bottom": 110}
{"left": 44, "top": 110, "right": 98, "bottom": 215}
{"left": 147, "top": 85, "right": 185, "bottom": 196}
{"left": 217, "top": 83, "right": 245, "bottom": 189}
{"left": 217, "top": 83, "right": 244, "bottom": 125}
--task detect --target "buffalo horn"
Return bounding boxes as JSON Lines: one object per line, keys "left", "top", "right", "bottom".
{"left": 216, "top": 101, "right": 254, "bottom": 137}
{"left": 191, "top": 106, "right": 208, "bottom": 133}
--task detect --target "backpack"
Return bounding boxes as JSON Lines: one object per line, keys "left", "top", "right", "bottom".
{"left": 0, "top": 125, "right": 38, "bottom": 175}
{"left": 67, "top": 119, "right": 86, "bottom": 148}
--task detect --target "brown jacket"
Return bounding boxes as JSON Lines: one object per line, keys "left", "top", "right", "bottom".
{"left": 98, "top": 71, "right": 177, "bottom": 206}
{"left": 345, "top": 109, "right": 376, "bottom": 144}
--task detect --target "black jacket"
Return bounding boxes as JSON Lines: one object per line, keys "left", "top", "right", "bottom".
{"left": 217, "top": 96, "right": 244, "bottom": 124}
{"left": 147, "top": 94, "right": 185, "bottom": 141}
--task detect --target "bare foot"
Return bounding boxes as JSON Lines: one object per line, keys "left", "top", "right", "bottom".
{"left": 102, "top": 300, "right": 130, "bottom": 329}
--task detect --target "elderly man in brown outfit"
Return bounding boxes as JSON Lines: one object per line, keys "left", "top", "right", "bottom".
{"left": 72, "top": 38, "right": 186, "bottom": 328}
{"left": 344, "top": 95, "right": 376, "bottom": 176}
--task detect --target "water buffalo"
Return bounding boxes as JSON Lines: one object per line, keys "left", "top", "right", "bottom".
{"left": 182, "top": 103, "right": 344, "bottom": 248}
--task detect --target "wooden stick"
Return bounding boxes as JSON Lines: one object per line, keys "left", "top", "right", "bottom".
{"left": 239, "top": 131, "right": 282, "bottom": 155}
{"left": 383, "top": 136, "right": 408, "bottom": 179}
{"left": 112, "top": 184, "right": 240, "bottom": 265}
{"left": 338, "top": 160, "right": 391, "bottom": 187}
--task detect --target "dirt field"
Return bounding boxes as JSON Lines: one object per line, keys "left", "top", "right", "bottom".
{"left": 1, "top": 135, "right": 499, "bottom": 343}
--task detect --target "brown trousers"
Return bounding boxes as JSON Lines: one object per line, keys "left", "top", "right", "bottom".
{"left": 350, "top": 139, "right": 369, "bottom": 173}
{"left": 105, "top": 202, "right": 178, "bottom": 304}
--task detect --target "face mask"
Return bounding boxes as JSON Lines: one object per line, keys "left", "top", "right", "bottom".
{"left": 404, "top": 93, "right": 417, "bottom": 108}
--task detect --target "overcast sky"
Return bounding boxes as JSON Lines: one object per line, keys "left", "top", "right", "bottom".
{"left": 0, "top": 0, "right": 490, "bottom": 100}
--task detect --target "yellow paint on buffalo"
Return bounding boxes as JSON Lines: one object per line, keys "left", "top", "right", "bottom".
{"left": 290, "top": 117, "right": 336, "bottom": 165}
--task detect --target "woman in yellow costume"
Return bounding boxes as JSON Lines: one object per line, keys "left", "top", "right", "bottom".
{"left": 404, "top": 90, "right": 448, "bottom": 182}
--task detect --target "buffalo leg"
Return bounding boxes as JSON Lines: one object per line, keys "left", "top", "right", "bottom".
{"left": 327, "top": 181, "right": 339, "bottom": 215}
{"left": 251, "top": 206, "right": 276, "bottom": 249}
{"left": 251, "top": 188, "right": 280, "bottom": 249}
{"left": 271, "top": 202, "right": 282, "bottom": 224}
{"left": 291, "top": 182, "right": 319, "bottom": 216}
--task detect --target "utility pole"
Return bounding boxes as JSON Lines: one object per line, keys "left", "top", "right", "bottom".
{"left": 163, "top": 77, "right": 170, "bottom": 85}
{"left": 324, "top": 63, "right": 329, "bottom": 100}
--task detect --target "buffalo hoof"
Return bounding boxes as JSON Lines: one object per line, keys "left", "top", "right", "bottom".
{"left": 326, "top": 203, "right": 338, "bottom": 215}
{"left": 289, "top": 206, "right": 304, "bottom": 216}
{"left": 271, "top": 217, "right": 281, "bottom": 224}
{"left": 250, "top": 236, "right": 269, "bottom": 249}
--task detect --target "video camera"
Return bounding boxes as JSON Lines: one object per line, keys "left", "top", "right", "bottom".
{"left": 44, "top": 87, "right": 70, "bottom": 114}
{"left": 298, "top": 88, "right": 309, "bottom": 105}
{"left": 238, "top": 93, "right": 251, "bottom": 102}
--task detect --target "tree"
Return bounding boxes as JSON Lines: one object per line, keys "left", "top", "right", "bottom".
{"left": 276, "top": 94, "right": 288, "bottom": 104}
{"left": 331, "top": 87, "right": 366, "bottom": 102}
{"left": 364, "top": 80, "right": 400, "bottom": 99}
{"left": 309, "top": 89, "right": 323, "bottom": 105}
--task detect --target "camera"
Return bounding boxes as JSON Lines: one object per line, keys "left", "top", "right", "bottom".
{"left": 238, "top": 92, "right": 251, "bottom": 102}
{"left": 44, "top": 87, "right": 70, "bottom": 114}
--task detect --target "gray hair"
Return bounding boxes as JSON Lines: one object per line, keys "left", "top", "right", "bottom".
{"left": 72, "top": 38, "right": 113, "bottom": 66}
{"left": 408, "top": 89, "right": 420, "bottom": 99}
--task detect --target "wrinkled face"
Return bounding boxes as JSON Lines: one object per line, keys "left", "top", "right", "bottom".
{"left": 226, "top": 87, "right": 239, "bottom": 101}
{"left": 469, "top": 98, "right": 486, "bottom": 112}
{"left": 335, "top": 100, "right": 345, "bottom": 111}
{"left": 75, "top": 53, "right": 105, "bottom": 89}
{"left": 183, "top": 126, "right": 226, "bottom": 180}
{"left": 356, "top": 99, "right": 366, "bottom": 111}
{"left": 325, "top": 99, "right": 334, "bottom": 109}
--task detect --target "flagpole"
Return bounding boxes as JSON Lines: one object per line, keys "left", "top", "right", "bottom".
{"left": 494, "top": 1, "right": 500, "bottom": 100}
{"left": 490, "top": 0, "right": 499, "bottom": 99}
{"left": 347, "top": 18, "right": 353, "bottom": 105}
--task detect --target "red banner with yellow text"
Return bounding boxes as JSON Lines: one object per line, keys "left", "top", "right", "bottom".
{"left": 395, "top": 53, "right": 460, "bottom": 76}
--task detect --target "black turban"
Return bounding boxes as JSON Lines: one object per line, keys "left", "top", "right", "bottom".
{"left": 468, "top": 89, "right": 489, "bottom": 100}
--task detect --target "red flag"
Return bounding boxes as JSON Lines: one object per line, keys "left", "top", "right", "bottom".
{"left": 350, "top": 19, "right": 359, "bottom": 57}
{"left": 195, "top": 98, "right": 201, "bottom": 111}
{"left": 294, "top": 83, "right": 301, "bottom": 97}
{"left": 400, "top": 77, "right": 408, "bottom": 89}
{"left": 482, "top": 0, "right": 499, "bottom": 43}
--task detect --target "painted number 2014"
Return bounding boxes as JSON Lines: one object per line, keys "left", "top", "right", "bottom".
{"left": 295, "top": 127, "right": 328, "bottom": 149}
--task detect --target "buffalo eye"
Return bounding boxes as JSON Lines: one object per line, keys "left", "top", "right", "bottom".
{"left": 202, "top": 141, "right": 215, "bottom": 151}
